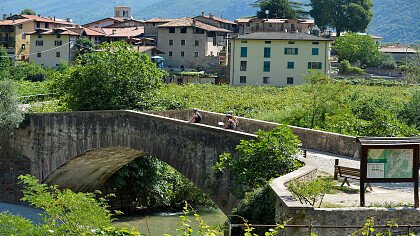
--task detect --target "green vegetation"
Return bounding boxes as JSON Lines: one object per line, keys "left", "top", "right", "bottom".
{"left": 400, "top": 54, "right": 420, "bottom": 83}
{"left": 287, "top": 177, "right": 334, "bottom": 207}
{"left": 20, "top": 8, "right": 36, "bottom": 15}
{"left": 339, "top": 60, "right": 365, "bottom": 75}
{"left": 253, "top": 0, "right": 307, "bottom": 19}
{"left": 53, "top": 41, "right": 164, "bottom": 111}
{"left": 333, "top": 33, "right": 381, "bottom": 67}
{"left": 0, "top": 79, "right": 24, "bottom": 136}
{"left": 310, "top": 0, "right": 373, "bottom": 36}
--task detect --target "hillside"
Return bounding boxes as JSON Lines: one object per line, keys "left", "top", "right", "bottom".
{"left": 1, "top": 0, "right": 418, "bottom": 43}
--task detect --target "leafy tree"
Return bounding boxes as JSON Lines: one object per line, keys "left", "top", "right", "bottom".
{"left": 400, "top": 90, "right": 420, "bottom": 130}
{"left": 20, "top": 9, "right": 36, "bottom": 15}
{"left": 253, "top": 0, "right": 307, "bottom": 19}
{"left": 75, "top": 36, "right": 94, "bottom": 55}
{"left": 400, "top": 54, "right": 420, "bottom": 83}
{"left": 310, "top": 0, "right": 373, "bottom": 36}
{"left": 56, "top": 41, "right": 164, "bottom": 111}
{"left": 0, "top": 46, "right": 12, "bottom": 78}
{"left": 333, "top": 33, "right": 381, "bottom": 66}
{"left": 0, "top": 79, "right": 24, "bottom": 137}
{"left": 10, "top": 61, "right": 48, "bottom": 81}
{"left": 213, "top": 125, "right": 301, "bottom": 193}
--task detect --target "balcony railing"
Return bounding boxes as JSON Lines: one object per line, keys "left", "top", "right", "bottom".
{"left": 0, "top": 36, "right": 15, "bottom": 42}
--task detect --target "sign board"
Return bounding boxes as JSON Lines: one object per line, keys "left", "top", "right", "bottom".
{"left": 358, "top": 138, "right": 420, "bottom": 208}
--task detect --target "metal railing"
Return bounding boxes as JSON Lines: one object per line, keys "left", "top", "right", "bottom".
{"left": 229, "top": 223, "right": 420, "bottom": 236}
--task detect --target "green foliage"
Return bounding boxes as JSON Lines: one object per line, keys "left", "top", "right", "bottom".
{"left": 253, "top": 0, "right": 307, "bottom": 19}
{"left": 339, "top": 60, "right": 365, "bottom": 75}
{"left": 20, "top": 9, "right": 36, "bottom": 15}
{"left": 377, "top": 53, "right": 397, "bottom": 69}
{"left": 9, "top": 62, "right": 48, "bottom": 82}
{"left": 213, "top": 125, "right": 301, "bottom": 191}
{"left": 0, "top": 212, "right": 42, "bottom": 235}
{"left": 55, "top": 41, "right": 164, "bottom": 111}
{"left": 75, "top": 37, "right": 95, "bottom": 55}
{"left": 108, "top": 155, "right": 214, "bottom": 211}
{"left": 0, "top": 46, "right": 12, "bottom": 78}
{"left": 334, "top": 33, "right": 381, "bottom": 66}
{"left": 287, "top": 177, "right": 334, "bottom": 207}
{"left": 310, "top": 0, "right": 373, "bottom": 36}
{"left": 0, "top": 79, "right": 24, "bottom": 136}
{"left": 400, "top": 54, "right": 420, "bottom": 83}
{"left": 231, "top": 185, "right": 276, "bottom": 224}
{"left": 400, "top": 90, "right": 420, "bottom": 130}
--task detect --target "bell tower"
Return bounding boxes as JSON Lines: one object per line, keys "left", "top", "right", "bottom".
{"left": 114, "top": 6, "right": 131, "bottom": 19}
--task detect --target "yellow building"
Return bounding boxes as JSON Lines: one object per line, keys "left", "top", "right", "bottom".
{"left": 27, "top": 28, "right": 79, "bottom": 67}
{"left": 0, "top": 14, "right": 73, "bottom": 62}
{"left": 229, "top": 32, "right": 331, "bottom": 86}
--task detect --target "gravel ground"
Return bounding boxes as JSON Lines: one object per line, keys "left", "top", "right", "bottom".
{"left": 0, "top": 202, "right": 43, "bottom": 224}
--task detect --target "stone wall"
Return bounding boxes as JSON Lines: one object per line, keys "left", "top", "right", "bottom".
{"left": 149, "top": 110, "right": 359, "bottom": 157}
{"left": 270, "top": 166, "right": 420, "bottom": 236}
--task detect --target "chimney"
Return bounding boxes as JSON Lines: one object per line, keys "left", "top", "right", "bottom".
{"left": 3, "top": 14, "right": 6, "bottom": 20}
{"left": 112, "top": 29, "right": 116, "bottom": 34}
{"left": 53, "top": 16, "right": 56, "bottom": 21}
{"left": 201, "top": 12, "right": 204, "bottom": 16}
{"left": 209, "top": 13, "right": 214, "bottom": 19}
{"left": 38, "top": 14, "right": 41, "bottom": 17}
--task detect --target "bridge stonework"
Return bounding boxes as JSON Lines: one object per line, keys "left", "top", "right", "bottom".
{"left": 0, "top": 110, "right": 256, "bottom": 214}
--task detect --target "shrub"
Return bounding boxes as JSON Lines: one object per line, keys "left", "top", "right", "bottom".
{"left": 339, "top": 60, "right": 365, "bottom": 75}
{"left": 287, "top": 177, "right": 334, "bottom": 207}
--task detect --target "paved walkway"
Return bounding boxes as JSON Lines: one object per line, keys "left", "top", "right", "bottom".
{"left": 303, "top": 150, "right": 418, "bottom": 207}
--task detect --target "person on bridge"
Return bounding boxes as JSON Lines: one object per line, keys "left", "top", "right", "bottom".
{"left": 227, "top": 110, "right": 239, "bottom": 128}
{"left": 224, "top": 114, "right": 236, "bottom": 130}
{"left": 189, "top": 108, "right": 202, "bottom": 123}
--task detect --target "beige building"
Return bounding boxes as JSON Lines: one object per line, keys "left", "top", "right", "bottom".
{"left": 156, "top": 17, "right": 231, "bottom": 69}
{"left": 27, "top": 28, "right": 79, "bottom": 67}
{"left": 236, "top": 18, "right": 315, "bottom": 35}
{"left": 230, "top": 32, "right": 331, "bottom": 86}
{"left": 144, "top": 18, "right": 174, "bottom": 37}
{"left": 0, "top": 14, "right": 74, "bottom": 62}
{"left": 193, "top": 13, "right": 237, "bottom": 32}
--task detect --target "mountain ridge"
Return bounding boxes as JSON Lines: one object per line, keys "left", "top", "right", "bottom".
{"left": 1, "top": 0, "right": 418, "bottom": 43}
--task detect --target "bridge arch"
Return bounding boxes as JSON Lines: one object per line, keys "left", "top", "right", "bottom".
{"left": 2, "top": 110, "right": 256, "bottom": 214}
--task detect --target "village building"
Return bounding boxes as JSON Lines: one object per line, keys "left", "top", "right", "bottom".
{"left": 229, "top": 32, "right": 331, "bottom": 86}
{"left": 156, "top": 17, "right": 231, "bottom": 70}
{"left": 235, "top": 18, "right": 315, "bottom": 35}
{"left": 144, "top": 18, "right": 174, "bottom": 38}
{"left": 379, "top": 44, "right": 418, "bottom": 63}
{"left": 193, "top": 12, "right": 238, "bottom": 32}
{"left": 27, "top": 28, "right": 79, "bottom": 67}
{"left": 0, "top": 14, "right": 74, "bottom": 62}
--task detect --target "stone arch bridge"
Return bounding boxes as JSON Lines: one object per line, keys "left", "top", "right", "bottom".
{"left": 0, "top": 110, "right": 358, "bottom": 214}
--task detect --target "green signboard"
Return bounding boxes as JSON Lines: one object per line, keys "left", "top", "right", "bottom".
{"left": 367, "top": 149, "right": 413, "bottom": 179}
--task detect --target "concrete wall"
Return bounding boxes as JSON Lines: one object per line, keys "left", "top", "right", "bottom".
{"left": 230, "top": 38, "right": 330, "bottom": 86}
{"left": 149, "top": 110, "right": 358, "bottom": 157}
{"left": 270, "top": 167, "right": 420, "bottom": 236}
{"left": 0, "top": 110, "right": 258, "bottom": 214}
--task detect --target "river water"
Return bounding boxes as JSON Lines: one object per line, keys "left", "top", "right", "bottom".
{"left": 115, "top": 208, "right": 228, "bottom": 235}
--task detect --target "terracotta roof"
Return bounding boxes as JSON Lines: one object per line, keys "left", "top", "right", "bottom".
{"left": 235, "top": 18, "right": 314, "bottom": 24}
{"left": 27, "top": 28, "right": 79, "bottom": 36}
{"left": 235, "top": 32, "right": 331, "bottom": 41}
{"left": 105, "top": 19, "right": 145, "bottom": 28}
{"left": 136, "top": 46, "right": 164, "bottom": 54}
{"left": 82, "top": 17, "right": 125, "bottom": 27}
{"left": 145, "top": 18, "right": 175, "bottom": 23}
{"left": 21, "top": 15, "right": 73, "bottom": 25}
{"left": 194, "top": 15, "right": 236, "bottom": 25}
{"left": 83, "top": 27, "right": 106, "bottom": 36}
{"left": 158, "top": 17, "right": 231, "bottom": 32}
{"left": 67, "top": 27, "right": 83, "bottom": 34}
{"left": 379, "top": 45, "right": 417, "bottom": 53}
{"left": 0, "top": 14, "right": 73, "bottom": 26}
{"left": 0, "top": 18, "right": 33, "bottom": 26}
{"left": 101, "top": 27, "right": 144, "bottom": 37}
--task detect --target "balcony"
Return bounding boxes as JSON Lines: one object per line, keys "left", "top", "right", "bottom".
{"left": 0, "top": 37, "right": 15, "bottom": 42}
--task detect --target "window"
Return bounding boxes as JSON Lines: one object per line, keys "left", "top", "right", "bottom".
{"left": 240, "top": 61, "right": 247, "bottom": 71}
{"left": 36, "top": 22, "right": 40, "bottom": 28}
{"left": 308, "top": 62, "right": 322, "bottom": 69}
{"left": 312, "top": 48, "right": 319, "bottom": 55}
{"left": 263, "top": 76, "right": 270, "bottom": 84}
{"left": 264, "top": 47, "right": 271, "bottom": 58}
{"left": 45, "top": 22, "right": 49, "bottom": 28}
{"left": 21, "top": 55, "right": 26, "bottom": 60}
{"left": 36, "top": 40, "right": 43, "bottom": 46}
{"left": 265, "top": 41, "right": 271, "bottom": 44}
{"left": 181, "top": 40, "right": 185, "bottom": 45}
{"left": 169, "top": 51, "right": 173, "bottom": 56}
{"left": 56, "top": 52, "right": 60, "bottom": 57}
{"left": 312, "top": 42, "right": 319, "bottom": 45}
{"left": 194, "top": 52, "right": 199, "bottom": 57}
{"left": 194, "top": 40, "right": 199, "bottom": 46}
{"left": 57, "top": 34, "right": 61, "bottom": 38}
{"left": 287, "top": 61, "right": 294, "bottom": 69}
{"left": 240, "top": 47, "right": 247, "bottom": 57}
{"left": 181, "top": 51, "right": 184, "bottom": 57}
{"left": 18, "top": 24, "right": 23, "bottom": 29}
{"left": 263, "top": 61, "right": 270, "bottom": 72}
{"left": 268, "top": 23, "right": 272, "bottom": 27}
{"left": 284, "top": 48, "right": 298, "bottom": 55}
{"left": 288, "top": 41, "right": 295, "bottom": 44}
{"left": 287, "top": 77, "right": 294, "bottom": 84}
{"left": 180, "top": 27, "right": 187, "bottom": 33}
{"left": 169, "top": 27, "right": 175, "bottom": 33}
{"left": 240, "top": 76, "right": 246, "bottom": 83}
{"left": 38, "top": 34, "right": 42, "bottom": 38}
{"left": 245, "top": 23, "right": 250, "bottom": 27}
{"left": 169, "top": 39, "right": 173, "bottom": 45}
{"left": 21, "top": 44, "right": 26, "bottom": 49}
{"left": 22, "top": 33, "right": 26, "bottom": 39}
{"left": 54, "top": 40, "right": 62, "bottom": 46}
{"left": 241, "top": 40, "right": 247, "bottom": 43}
{"left": 37, "top": 52, "right": 41, "bottom": 58}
